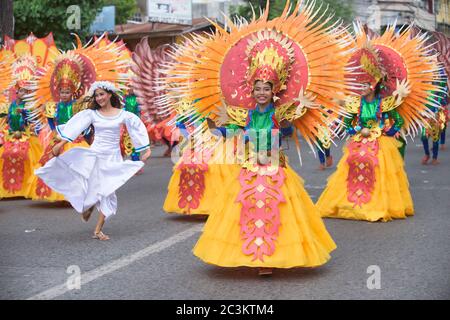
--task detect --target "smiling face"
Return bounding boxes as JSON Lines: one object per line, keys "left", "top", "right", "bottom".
{"left": 16, "top": 87, "right": 29, "bottom": 101}
{"left": 59, "top": 87, "right": 73, "bottom": 103}
{"left": 252, "top": 81, "right": 274, "bottom": 106}
{"left": 361, "top": 82, "right": 375, "bottom": 97}
{"left": 94, "top": 88, "right": 112, "bottom": 108}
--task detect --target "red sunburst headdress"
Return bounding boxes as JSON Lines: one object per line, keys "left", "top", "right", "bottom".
{"left": 159, "top": 0, "right": 357, "bottom": 150}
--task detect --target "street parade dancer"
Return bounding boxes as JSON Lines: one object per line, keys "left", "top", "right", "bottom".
{"left": 34, "top": 34, "right": 150, "bottom": 240}
{"left": 159, "top": 0, "right": 358, "bottom": 275}
{"left": 316, "top": 23, "right": 443, "bottom": 222}
{"left": 421, "top": 71, "right": 448, "bottom": 165}
{"left": 35, "top": 81, "right": 151, "bottom": 240}
{"left": 0, "top": 34, "right": 61, "bottom": 200}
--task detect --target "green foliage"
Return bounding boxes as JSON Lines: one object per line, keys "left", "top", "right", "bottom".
{"left": 230, "top": 0, "right": 355, "bottom": 26}
{"left": 14, "top": 0, "right": 105, "bottom": 50}
{"left": 13, "top": 0, "right": 138, "bottom": 50}
{"left": 104, "top": 0, "right": 137, "bottom": 25}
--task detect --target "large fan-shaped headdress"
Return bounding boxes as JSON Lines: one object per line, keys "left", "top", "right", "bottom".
{"left": 348, "top": 41, "right": 385, "bottom": 92}
{"left": 52, "top": 52, "right": 83, "bottom": 93}
{"left": 350, "top": 22, "right": 444, "bottom": 135}
{"left": 1, "top": 33, "right": 58, "bottom": 101}
{"left": 159, "top": 0, "right": 357, "bottom": 149}
{"left": 29, "top": 33, "right": 129, "bottom": 108}
{"left": 130, "top": 37, "right": 174, "bottom": 126}
{"left": 2, "top": 33, "right": 58, "bottom": 70}
{"left": 27, "top": 33, "right": 130, "bottom": 131}
{"left": 12, "top": 54, "right": 38, "bottom": 89}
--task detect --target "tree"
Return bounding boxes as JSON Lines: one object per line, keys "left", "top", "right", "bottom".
{"left": 13, "top": 0, "right": 106, "bottom": 50}
{"left": 230, "top": 0, "right": 355, "bottom": 26}
{"left": 0, "top": 0, "right": 14, "bottom": 45}
{"left": 104, "top": 0, "right": 137, "bottom": 25}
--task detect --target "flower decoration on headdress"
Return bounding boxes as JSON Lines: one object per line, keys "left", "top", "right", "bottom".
{"left": 88, "top": 81, "right": 119, "bottom": 96}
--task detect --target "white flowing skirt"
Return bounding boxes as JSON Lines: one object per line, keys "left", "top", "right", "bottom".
{"left": 35, "top": 147, "right": 144, "bottom": 219}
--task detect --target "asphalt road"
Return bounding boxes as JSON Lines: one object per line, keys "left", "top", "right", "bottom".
{"left": 1, "top": 137, "right": 449, "bottom": 300}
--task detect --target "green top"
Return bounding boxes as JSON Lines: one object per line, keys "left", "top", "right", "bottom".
{"left": 345, "top": 96, "right": 404, "bottom": 131}
{"left": 56, "top": 101, "right": 74, "bottom": 125}
{"left": 8, "top": 101, "right": 27, "bottom": 132}
{"left": 124, "top": 95, "right": 140, "bottom": 116}
{"left": 222, "top": 104, "right": 293, "bottom": 152}
{"left": 246, "top": 106, "right": 277, "bottom": 151}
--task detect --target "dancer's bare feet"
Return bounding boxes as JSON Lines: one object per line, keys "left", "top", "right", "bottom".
{"left": 81, "top": 207, "right": 94, "bottom": 222}
{"left": 92, "top": 231, "right": 110, "bottom": 241}
{"left": 318, "top": 163, "right": 326, "bottom": 171}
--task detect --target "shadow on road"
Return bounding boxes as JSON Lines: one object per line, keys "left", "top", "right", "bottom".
{"left": 202, "top": 265, "right": 330, "bottom": 280}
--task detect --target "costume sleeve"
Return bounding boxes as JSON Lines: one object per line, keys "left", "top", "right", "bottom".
{"left": 344, "top": 113, "right": 357, "bottom": 135}
{"left": 124, "top": 111, "right": 150, "bottom": 152}
{"left": 56, "top": 109, "right": 93, "bottom": 142}
{"left": 385, "top": 109, "right": 404, "bottom": 136}
{"left": 213, "top": 123, "right": 242, "bottom": 136}
{"left": 280, "top": 126, "right": 293, "bottom": 137}
{"left": 272, "top": 112, "right": 293, "bottom": 137}
{"left": 47, "top": 118, "right": 56, "bottom": 131}
{"left": 21, "top": 109, "right": 29, "bottom": 126}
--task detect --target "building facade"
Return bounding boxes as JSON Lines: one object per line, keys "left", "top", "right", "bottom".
{"left": 352, "top": 0, "right": 450, "bottom": 35}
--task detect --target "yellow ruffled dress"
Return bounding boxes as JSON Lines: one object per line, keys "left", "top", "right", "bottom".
{"left": 193, "top": 106, "right": 336, "bottom": 268}
{"left": 316, "top": 96, "right": 414, "bottom": 222}
{"left": 0, "top": 134, "right": 43, "bottom": 199}
{"left": 317, "top": 136, "right": 413, "bottom": 222}
{"left": 193, "top": 162, "right": 337, "bottom": 268}
{"left": 163, "top": 140, "right": 235, "bottom": 215}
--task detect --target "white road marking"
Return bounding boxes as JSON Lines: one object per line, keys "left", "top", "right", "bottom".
{"left": 26, "top": 225, "right": 203, "bottom": 300}
{"left": 305, "top": 185, "right": 450, "bottom": 190}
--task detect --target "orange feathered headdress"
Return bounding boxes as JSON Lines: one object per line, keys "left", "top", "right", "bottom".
{"left": 52, "top": 53, "right": 83, "bottom": 92}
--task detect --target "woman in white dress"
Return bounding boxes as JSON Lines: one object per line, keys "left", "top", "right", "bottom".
{"left": 35, "top": 81, "right": 151, "bottom": 240}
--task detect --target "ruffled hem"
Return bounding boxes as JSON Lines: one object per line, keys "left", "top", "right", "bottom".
{"left": 317, "top": 136, "right": 414, "bottom": 222}
{"left": 35, "top": 147, "right": 143, "bottom": 213}
{"left": 163, "top": 163, "right": 233, "bottom": 215}
{"left": 193, "top": 165, "right": 336, "bottom": 268}
{"left": 0, "top": 136, "right": 43, "bottom": 199}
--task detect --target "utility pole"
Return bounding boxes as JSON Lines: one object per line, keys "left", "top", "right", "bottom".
{"left": 0, "top": 0, "right": 14, "bottom": 46}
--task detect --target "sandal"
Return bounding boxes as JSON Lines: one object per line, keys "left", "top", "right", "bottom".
{"left": 258, "top": 268, "right": 273, "bottom": 276}
{"left": 81, "top": 206, "right": 94, "bottom": 223}
{"left": 92, "top": 231, "right": 110, "bottom": 241}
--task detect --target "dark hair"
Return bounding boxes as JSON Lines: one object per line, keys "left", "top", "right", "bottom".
{"left": 87, "top": 88, "right": 122, "bottom": 110}
{"left": 253, "top": 80, "right": 273, "bottom": 90}
{"left": 374, "top": 81, "right": 382, "bottom": 97}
